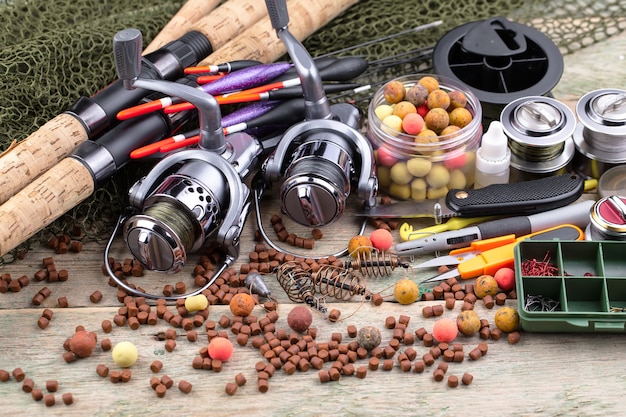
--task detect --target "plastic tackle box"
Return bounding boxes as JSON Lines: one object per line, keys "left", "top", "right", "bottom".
{"left": 514, "top": 240, "right": 626, "bottom": 332}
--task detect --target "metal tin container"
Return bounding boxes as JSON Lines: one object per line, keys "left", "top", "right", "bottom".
{"left": 573, "top": 88, "right": 626, "bottom": 179}
{"left": 500, "top": 96, "right": 576, "bottom": 182}
{"left": 586, "top": 195, "right": 626, "bottom": 241}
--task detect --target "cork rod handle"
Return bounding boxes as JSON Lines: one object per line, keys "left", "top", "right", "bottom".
{"left": 0, "top": 113, "right": 86, "bottom": 205}
{"left": 0, "top": 158, "right": 95, "bottom": 256}
{"left": 200, "top": 0, "right": 359, "bottom": 66}
{"left": 143, "top": 0, "right": 222, "bottom": 53}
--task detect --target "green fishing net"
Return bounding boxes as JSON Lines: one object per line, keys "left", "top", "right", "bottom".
{"left": 0, "top": 0, "right": 624, "bottom": 262}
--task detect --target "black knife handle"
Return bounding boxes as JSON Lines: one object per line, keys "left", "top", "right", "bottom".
{"left": 446, "top": 174, "right": 584, "bottom": 217}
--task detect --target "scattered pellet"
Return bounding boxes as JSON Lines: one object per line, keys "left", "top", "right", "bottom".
{"left": 38, "top": 316, "right": 50, "bottom": 330}
{"left": 96, "top": 364, "right": 109, "bottom": 377}
{"left": 0, "top": 369, "right": 10, "bottom": 382}
{"left": 31, "top": 388, "right": 44, "bottom": 401}
{"left": 90, "top": 290, "right": 103, "bottom": 303}
{"left": 62, "top": 392, "right": 74, "bottom": 405}
{"left": 57, "top": 297, "right": 69, "bottom": 308}
{"left": 44, "top": 394, "right": 55, "bottom": 407}
{"left": 150, "top": 360, "right": 163, "bottom": 373}
{"left": 46, "top": 380, "right": 59, "bottom": 392}
{"left": 462, "top": 372, "right": 474, "bottom": 385}
{"left": 508, "top": 331, "right": 521, "bottom": 345}
{"left": 225, "top": 382, "right": 238, "bottom": 395}
{"left": 155, "top": 384, "right": 167, "bottom": 398}
{"left": 22, "top": 378, "right": 34, "bottom": 393}
{"left": 178, "top": 380, "right": 192, "bottom": 394}
{"left": 448, "top": 375, "right": 459, "bottom": 388}
{"left": 12, "top": 368, "right": 25, "bottom": 382}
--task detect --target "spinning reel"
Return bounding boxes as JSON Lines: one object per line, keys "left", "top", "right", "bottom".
{"left": 104, "top": 28, "right": 264, "bottom": 300}
{"left": 256, "top": 0, "right": 378, "bottom": 230}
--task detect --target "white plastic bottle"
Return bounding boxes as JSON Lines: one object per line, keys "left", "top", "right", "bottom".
{"left": 474, "top": 121, "right": 511, "bottom": 189}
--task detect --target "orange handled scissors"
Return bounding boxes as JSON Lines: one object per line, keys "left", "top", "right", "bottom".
{"left": 418, "top": 224, "right": 584, "bottom": 283}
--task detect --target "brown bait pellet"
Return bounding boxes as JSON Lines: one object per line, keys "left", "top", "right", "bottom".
{"left": 453, "top": 350, "right": 465, "bottom": 362}
{"left": 62, "top": 351, "right": 76, "bottom": 363}
{"left": 150, "top": 360, "right": 163, "bottom": 373}
{"left": 12, "top": 368, "right": 25, "bottom": 382}
{"left": 257, "top": 378, "right": 269, "bottom": 393}
{"left": 90, "top": 290, "right": 103, "bottom": 303}
{"left": 160, "top": 375, "right": 174, "bottom": 389}
{"left": 100, "top": 338, "right": 112, "bottom": 351}
{"left": 44, "top": 394, "right": 56, "bottom": 407}
{"left": 57, "top": 297, "right": 69, "bottom": 308}
{"left": 495, "top": 292, "right": 507, "bottom": 305}
{"left": 445, "top": 297, "right": 456, "bottom": 310}
{"left": 0, "top": 369, "right": 10, "bottom": 382}
{"left": 384, "top": 316, "right": 396, "bottom": 329}
{"left": 46, "top": 380, "right": 59, "bottom": 392}
{"left": 422, "top": 306, "right": 434, "bottom": 318}
{"left": 96, "top": 364, "right": 109, "bottom": 377}
{"left": 328, "top": 309, "right": 341, "bottom": 322}
{"left": 109, "top": 370, "right": 121, "bottom": 383}
{"left": 422, "top": 333, "right": 434, "bottom": 347}
{"left": 38, "top": 316, "right": 50, "bottom": 330}
{"left": 508, "top": 331, "right": 521, "bottom": 345}
{"left": 491, "top": 327, "right": 503, "bottom": 340}
{"left": 370, "top": 293, "right": 384, "bottom": 306}
{"left": 483, "top": 294, "right": 495, "bottom": 309}
{"left": 120, "top": 369, "right": 132, "bottom": 382}
{"left": 178, "top": 380, "right": 192, "bottom": 394}
{"left": 62, "top": 392, "right": 74, "bottom": 405}
{"left": 368, "top": 357, "right": 379, "bottom": 371}
{"left": 318, "top": 370, "right": 331, "bottom": 383}
{"left": 155, "top": 384, "right": 167, "bottom": 398}
{"left": 346, "top": 324, "right": 358, "bottom": 338}
{"left": 225, "top": 382, "right": 237, "bottom": 395}
{"left": 433, "top": 368, "right": 445, "bottom": 382}
{"left": 234, "top": 373, "right": 247, "bottom": 387}
{"left": 432, "top": 304, "right": 444, "bottom": 316}
{"left": 101, "top": 320, "right": 112, "bottom": 333}
{"left": 31, "top": 388, "right": 44, "bottom": 401}
{"left": 479, "top": 327, "right": 491, "bottom": 340}
{"left": 413, "top": 360, "right": 426, "bottom": 373}
{"left": 448, "top": 375, "right": 459, "bottom": 388}
{"left": 442, "top": 349, "right": 455, "bottom": 362}
{"left": 22, "top": 378, "right": 34, "bottom": 393}
{"left": 462, "top": 372, "right": 474, "bottom": 385}
{"left": 422, "top": 353, "right": 435, "bottom": 366}
{"left": 469, "top": 347, "right": 482, "bottom": 361}
{"left": 415, "top": 327, "right": 427, "bottom": 340}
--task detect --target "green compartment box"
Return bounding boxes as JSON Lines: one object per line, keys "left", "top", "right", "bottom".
{"left": 515, "top": 240, "right": 626, "bottom": 332}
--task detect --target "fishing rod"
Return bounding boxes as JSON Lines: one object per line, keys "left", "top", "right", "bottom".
{"left": 0, "top": 0, "right": 269, "bottom": 205}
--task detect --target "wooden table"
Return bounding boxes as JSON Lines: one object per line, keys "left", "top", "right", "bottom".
{"left": 1, "top": 26, "right": 626, "bottom": 417}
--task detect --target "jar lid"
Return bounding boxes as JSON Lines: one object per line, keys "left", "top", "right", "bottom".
{"left": 501, "top": 96, "right": 576, "bottom": 147}
{"left": 598, "top": 165, "right": 626, "bottom": 198}
{"left": 576, "top": 89, "right": 626, "bottom": 135}
{"left": 590, "top": 195, "right": 626, "bottom": 235}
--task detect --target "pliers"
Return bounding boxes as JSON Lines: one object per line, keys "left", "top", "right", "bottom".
{"left": 417, "top": 224, "right": 584, "bottom": 283}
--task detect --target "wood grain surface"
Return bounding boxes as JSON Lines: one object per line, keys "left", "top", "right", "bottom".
{"left": 1, "top": 13, "right": 626, "bottom": 417}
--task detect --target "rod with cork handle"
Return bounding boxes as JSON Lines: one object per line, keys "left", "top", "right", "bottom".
{"left": 0, "top": 91, "right": 198, "bottom": 257}
{"left": 0, "top": 0, "right": 268, "bottom": 205}
{"left": 0, "top": 0, "right": 361, "bottom": 257}
{"left": 199, "top": 0, "right": 359, "bottom": 66}
{"left": 143, "top": 0, "right": 222, "bottom": 53}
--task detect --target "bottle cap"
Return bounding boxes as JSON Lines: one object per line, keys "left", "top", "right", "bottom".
{"left": 475, "top": 121, "right": 511, "bottom": 174}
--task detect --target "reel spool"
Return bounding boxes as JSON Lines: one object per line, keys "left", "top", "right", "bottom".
{"left": 432, "top": 17, "right": 564, "bottom": 124}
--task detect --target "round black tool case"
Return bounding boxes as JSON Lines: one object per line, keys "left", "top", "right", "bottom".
{"left": 432, "top": 17, "right": 563, "bottom": 123}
